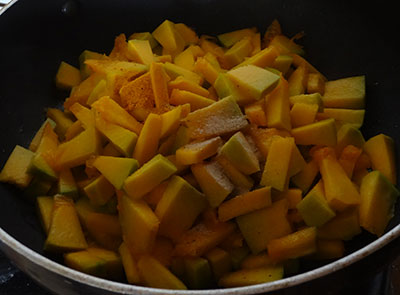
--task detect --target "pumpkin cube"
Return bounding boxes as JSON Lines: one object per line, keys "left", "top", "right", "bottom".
{"left": 123, "top": 154, "right": 177, "bottom": 200}
{"left": 92, "top": 156, "right": 138, "bottom": 190}
{"left": 297, "top": 180, "right": 336, "bottom": 227}
{"left": 176, "top": 137, "right": 222, "bottom": 165}
{"left": 44, "top": 195, "right": 87, "bottom": 252}
{"left": 118, "top": 242, "right": 141, "bottom": 284}
{"left": 317, "top": 208, "right": 361, "bottom": 240}
{"left": 218, "top": 265, "right": 283, "bottom": 287}
{"left": 84, "top": 175, "right": 115, "bottom": 206}
{"left": 129, "top": 32, "right": 159, "bottom": 49}
{"left": 163, "top": 62, "right": 203, "bottom": 85}
{"left": 168, "top": 76, "right": 209, "bottom": 97}
{"left": 307, "top": 73, "right": 326, "bottom": 95}
{"left": 214, "top": 73, "right": 247, "bottom": 105}
{"left": 260, "top": 137, "right": 294, "bottom": 191}
{"left": 217, "top": 155, "right": 254, "bottom": 191}
{"left": 184, "top": 96, "right": 248, "bottom": 139}
{"left": 170, "top": 89, "right": 215, "bottom": 111}
{"left": 85, "top": 212, "right": 122, "bottom": 251}
{"left": 204, "top": 247, "right": 232, "bottom": 280}
{"left": 155, "top": 176, "right": 207, "bottom": 241}
{"left": 359, "top": 171, "right": 400, "bottom": 236}
{"left": 55, "top": 61, "right": 81, "bottom": 90}
{"left": 363, "top": 134, "right": 396, "bottom": 185}
{"left": 222, "top": 37, "right": 253, "bottom": 68}
{"left": 182, "top": 256, "right": 213, "bottom": 289}
{"left": 322, "top": 75, "right": 365, "bottom": 109}
{"left": 58, "top": 168, "right": 79, "bottom": 199}
{"left": 265, "top": 77, "right": 292, "bottom": 131}
{"left": 152, "top": 20, "right": 185, "bottom": 56}
{"left": 127, "top": 39, "right": 154, "bottom": 65}
{"left": 291, "top": 118, "right": 337, "bottom": 146}
{"left": 226, "top": 65, "right": 280, "bottom": 101}
{"left": 316, "top": 108, "right": 365, "bottom": 129}
{"left": 219, "top": 131, "right": 260, "bottom": 175}
{"left": 218, "top": 187, "right": 272, "bottom": 222}
{"left": 217, "top": 28, "right": 256, "bottom": 48}
{"left": 290, "top": 102, "right": 319, "bottom": 128}
{"left": 174, "top": 221, "right": 236, "bottom": 257}
{"left": 235, "top": 46, "right": 280, "bottom": 69}
{"left": 291, "top": 160, "right": 319, "bottom": 193}
{"left": 289, "top": 93, "right": 324, "bottom": 112}
{"left": 237, "top": 199, "right": 292, "bottom": 254}
{"left": 272, "top": 55, "right": 293, "bottom": 75}
{"left": 191, "top": 161, "right": 234, "bottom": 208}
{"left": 36, "top": 196, "right": 54, "bottom": 235}
{"left": 288, "top": 64, "right": 308, "bottom": 96}
{"left": 118, "top": 193, "right": 159, "bottom": 254}
{"left": 46, "top": 108, "right": 74, "bottom": 140}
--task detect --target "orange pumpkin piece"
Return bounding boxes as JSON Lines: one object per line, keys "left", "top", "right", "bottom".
{"left": 44, "top": 195, "right": 88, "bottom": 252}
{"left": 267, "top": 227, "right": 317, "bottom": 262}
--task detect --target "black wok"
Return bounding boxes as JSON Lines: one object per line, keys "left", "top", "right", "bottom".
{"left": 1, "top": 0, "right": 400, "bottom": 294}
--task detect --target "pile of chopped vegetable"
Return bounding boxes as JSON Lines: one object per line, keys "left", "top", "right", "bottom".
{"left": 0, "top": 19, "right": 399, "bottom": 290}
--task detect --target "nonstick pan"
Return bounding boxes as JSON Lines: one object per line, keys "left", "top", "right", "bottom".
{"left": 1, "top": 0, "right": 400, "bottom": 294}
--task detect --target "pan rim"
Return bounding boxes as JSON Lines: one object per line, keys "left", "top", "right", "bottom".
{"left": 1, "top": 223, "right": 400, "bottom": 294}
{"left": 1, "top": 0, "right": 400, "bottom": 293}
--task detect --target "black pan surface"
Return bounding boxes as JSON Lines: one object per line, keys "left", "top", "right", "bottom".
{"left": 1, "top": 0, "right": 400, "bottom": 294}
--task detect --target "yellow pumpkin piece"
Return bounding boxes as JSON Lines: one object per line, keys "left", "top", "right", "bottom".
{"left": 296, "top": 180, "right": 336, "bottom": 227}
{"left": 118, "top": 193, "right": 159, "bottom": 254}
{"left": 46, "top": 108, "right": 75, "bottom": 140}
{"left": 69, "top": 103, "right": 95, "bottom": 129}
{"left": 168, "top": 76, "right": 209, "bottom": 97}
{"left": 95, "top": 116, "right": 138, "bottom": 157}
{"left": 126, "top": 39, "right": 154, "bottom": 65}
{"left": 272, "top": 55, "right": 293, "bottom": 75}
{"left": 322, "top": 75, "right": 365, "bottom": 109}
{"left": 181, "top": 256, "right": 213, "bottom": 289}
{"left": 218, "top": 187, "right": 272, "bottom": 222}
{"left": 219, "top": 131, "right": 260, "bottom": 175}
{"left": 87, "top": 79, "right": 110, "bottom": 106}
{"left": 307, "top": 72, "right": 326, "bottom": 94}
{"left": 291, "top": 160, "right": 319, "bottom": 193}
{"left": 317, "top": 208, "right": 361, "bottom": 240}
{"left": 226, "top": 65, "right": 280, "bottom": 101}
{"left": 267, "top": 227, "right": 317, "bottom": 262}
{"left": 91, "top": 96, "right": 143, "bottom": 135}
{"left": 159, "top": 104, "right": 187, "bottom": 139}
{"left": 128, "top": 32, "right": 159, "bottom": 49}
{"left": 92, "top": 156, "right": 138, "bottom": 190}
{"left": 55, "top": 126, "right": 101, "bottom": 170}
{"left": 269, "top": 35, "right": 305, "bottom": 56}
{"left": 265, "top": 77, "right": 292, "bottom": 131}
{"left": 174, "top": 23, "right": 199, "bottom": 45}
{"left": 79, "top": 50, "right": 106, "bottom": 79}
{"left": 288, "top": 64, "right": 308, "bottom": 96}
{"left": 123, "top": 154, "right": 177, "bottom": 200}
{"left": 274, "top": 188, "right": 302, "bottom": 209}
{"left": 64, "top": 120, "right": 83, "bottom": 141}
{"left": 214, "top": 73, "right": 247, "bottom": 105}
{"left": 191, "top": 161, "right": 234, "bottom": 208}
{"left": 150, "top": 62, "right": 170, "bottom": 110}
{"left": 0, "top": 146, "right": 33, "bottom": 188}
{"left": 244, "top": 100, "right": 267, "bottom": 127}
{"left": 44, "top": 195, "right": 87, "bottom": 252}
{"left": 260, "top": 137, "right": 294, "bottom": 191}
{"left": 64, "top": 250, "right": 108, "bottom": 278}
{"left": 234, "top": 45, "right": 280, "bottom": 69}
{"left": 175, "top": 137, "right": 222, "bottom": 165}
{"left": 217, "top": 28, "right": 256, "bottom": 48}
{"left": 184, "top": 96, "right": 248, "bottom": 140}
{"left": 290, "top": 102, "right": 319, "bottom": 128}
{"left": 247, "top": 125, "right": 291, "bottom": 158}
{"left": 174, "top": 47, "right": 197, "bottom": 71}
{"left": 363, "top": 133, "right": 396, "bottom": 185}
{"left": 217, "top": 155, "right": 254, "bottom": 191}
{"left": 291, "top": 118, "right": 337, "bottom": 146}
{"left": 289, "top": 93, "right": 323, "bottom": 112}
{"left": 237, "top": 199, "right": 292, "bottom": 254}
{"left": 109, "top": 33, "right": 130, "bottom": 60}
{"left": 204, "top": 247, "right": 232, "bottom": 281}
{"left": 36, "top": 196, "right": 54, "bottom": 235}
{"left": 29, "top": 119, "right": 56, "bottom": 152}
{"left": 316, "top": 108, "right": 365, "bottom": 129}
{"left": 314, "top": 147, "right": 361, "bottom": 211}
{"left": 152, "top": 20, "right": 185, "bottom": 56}
{"left": 222, "top": 37, "right": 253, "bottom": 68}
{"left": 155, "top": 175, "right": 207, "bottom": 241}
{"left": 144, "top": 180, "right": 169, "bottom": 209}
{"left": 218, "top": 265, "right": 283, "bottom": 287}
{"left": 132, "top": 113, "right": 162, "bottom": 165}
{"left": 194, "top": 55, "right": 223, "bottom": 85}
{"left": 55, "top": 61, "right": 81, "bottom": 90}
{"left": 118, "top": 242, "right": 141, "bottom": 284}
{"left": 199, "top": 36, "right": 225, "bottom": 59}
{"left": 86, "top": 212, "right": 122, "bottom": 251}
{"left": 151, "top": 236, "right": 174, "bottom": 267}
{"left": 170, "top": 89, "right": 215, "bottom": 111}
{"left": 288, "top": 141, "right": 307, "bottom": 177}
{"left": 338, "top": 145, "right": 363, "bottom": 178}
{"left": 289, "top": 53, "right": 326, "bottom": 81}
{"left": 174, "top": 221, "right": 236, "bottom": 257}
{"left": 262, "top": 19, "right": 281, "bottom": 47}
{"left": 335, "top": 124, "right": 365, "bottom": 156}
{"left": 57, "top": 168, "right": 78, "bottom": 199}
{"left": 86, "top": 247, "right": 123, "bottom": 281}
{"left": 312, "top": 239, "right": 345, "bottom": 260}
{"left": 163, "top": 62, "right": 203, "bottom": 85}
{"left": 137, "top": 255, "right": 187, "bottom": 290}
{"left": 84, "top": 175, "right": 115, "bottom": 206}
{"left": 359, "top": 171, "right": 400, "bottom": 236}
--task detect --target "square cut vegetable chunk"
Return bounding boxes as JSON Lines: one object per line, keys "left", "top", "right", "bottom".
{"left": 322, "top": 76, "right": 365, "bottom": 109}
{"left": 123, "top": 154, "right": 177, "bottom": 200}
{"left": 0, "top": 145, "right": 34, "bottom": 188}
